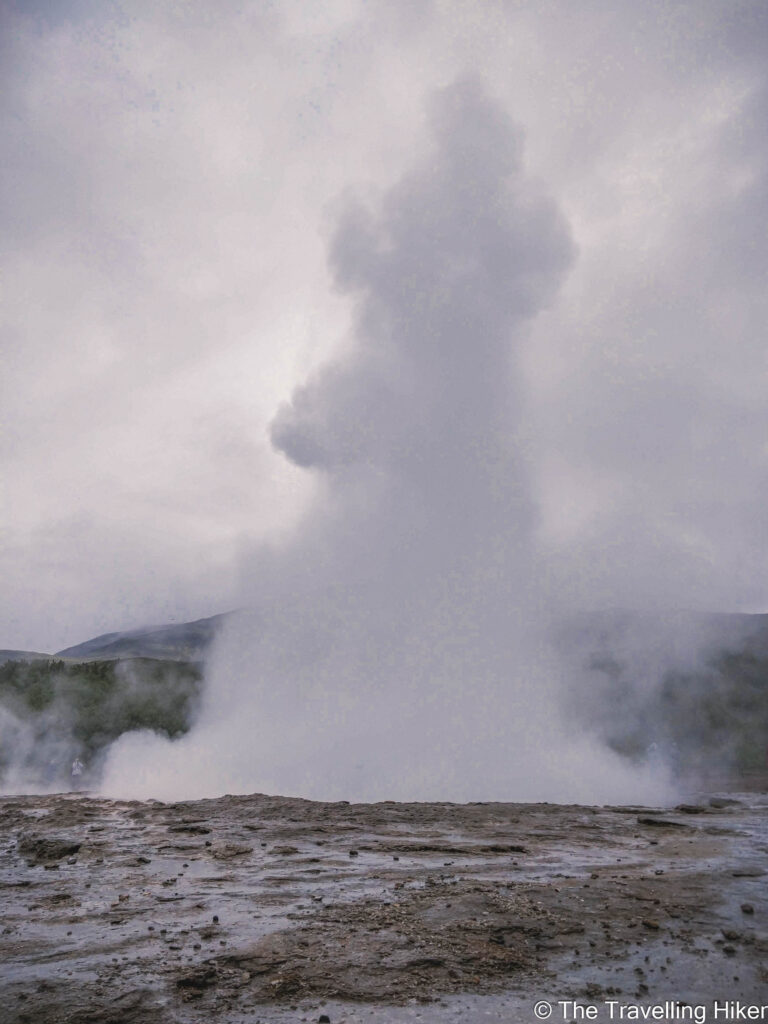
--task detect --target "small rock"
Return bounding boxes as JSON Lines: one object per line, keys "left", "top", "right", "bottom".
{"left": 177, "top": 967, "right": 217, "bottom": 993}
{"left": 319, "top": 1016, "right": 331, "bottom": 1023}
{"left": 637, "top": 816, "right": 687, "bottom": 829}
{"left": 211, "top": 842, "right": 253, "bottom": 860}
{"left": 18, "top": 834, "right": 81, "bottom": 866}
{"left": 741, "top": 903, "right": 754, "bottom": 915}
{"left": 642, "top": 919, "right": 660, "bottom": 930}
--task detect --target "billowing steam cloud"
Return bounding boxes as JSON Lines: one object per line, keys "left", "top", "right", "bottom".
{"left": 101, "top": 79, "right": 671, "bottom": 804}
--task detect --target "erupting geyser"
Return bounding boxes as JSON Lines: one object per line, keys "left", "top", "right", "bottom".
{"left": 101, "top": 79, "right": 672, "bottom": 805}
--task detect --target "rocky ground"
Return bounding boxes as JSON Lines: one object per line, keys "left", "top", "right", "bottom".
{"left": 1, "top": 786, "right": 766, "bottom": 1024}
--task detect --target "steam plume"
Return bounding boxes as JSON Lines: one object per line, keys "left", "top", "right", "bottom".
{"left": 101, "top": 79, "right": 671, "bottom": 804}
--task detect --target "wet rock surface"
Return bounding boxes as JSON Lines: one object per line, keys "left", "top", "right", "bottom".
{"left": 1, "top": 791, "right": 767, "bottom": 1023}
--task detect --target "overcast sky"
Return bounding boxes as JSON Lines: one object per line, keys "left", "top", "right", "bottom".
{"left": 2, "top": 0, "right": 767, "bottom": 654}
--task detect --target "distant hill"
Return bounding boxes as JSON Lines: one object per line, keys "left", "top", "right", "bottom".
{"left": 555, "top": 608, "right": 768, "bottom": 656}
{"left": 0, "top": 656, "right": 204, "bottom": 787}
{"left": 54, "top": 613, "right": 230, "bottom": 662}
{"left": 0, "top": 650, "right": 53, "bottom": 666}
{"left": 13, "top": 606, "right": 768, "bottom": 668}
{"left": 1, "top": 607, "right": 767, "bottom": 788}
{"left": 554, "top": 609, "right": 768, "bottom": 773}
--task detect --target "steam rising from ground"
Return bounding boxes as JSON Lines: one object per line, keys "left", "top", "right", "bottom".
{"left": 101, "top": 80, "right": 671, "bottom": 804}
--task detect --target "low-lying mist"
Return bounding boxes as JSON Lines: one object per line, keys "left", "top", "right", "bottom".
{"left": 101, "top": 79, "right": 686, "bottom": 805}
{"left": 0, "top": 658, "right": 202, "bottom": 795}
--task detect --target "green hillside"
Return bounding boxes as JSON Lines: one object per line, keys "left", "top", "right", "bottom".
{"left": 0, "top": 657, "right": 203, "bottom": 788}
{"left": 2, "top": 609, "right": 767, "bottom": 792}
{"left": 563, "top": 617, "right": 768, "bottom": 775}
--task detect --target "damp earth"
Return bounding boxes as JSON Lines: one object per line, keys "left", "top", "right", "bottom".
{"left": 1, "top": 786, "right": 767, "bottom": 1023}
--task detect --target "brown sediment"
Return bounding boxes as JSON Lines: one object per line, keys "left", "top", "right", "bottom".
{"left": 1, "top": 790, "right": 766, "bottom": 1023}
